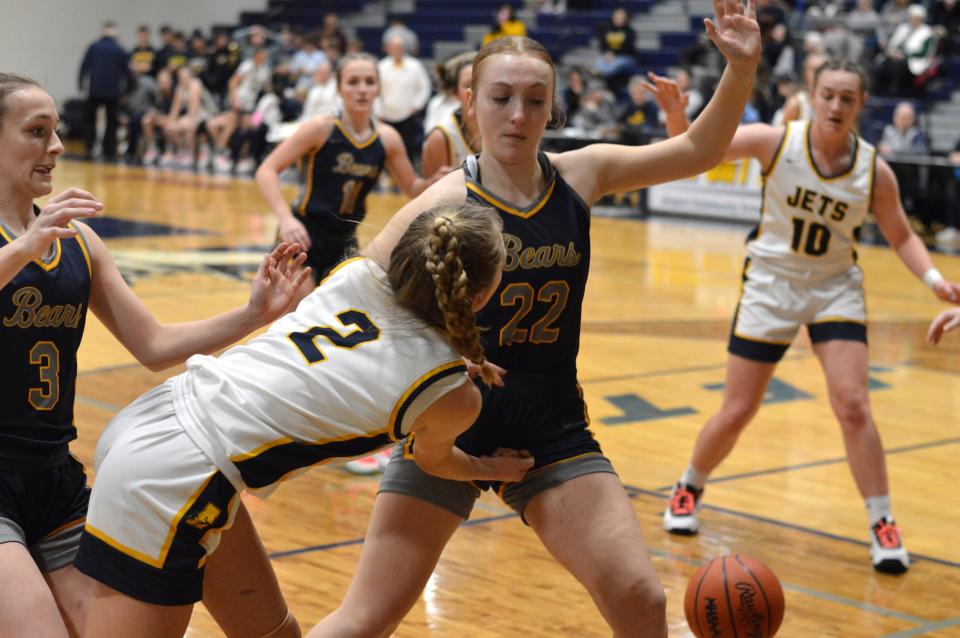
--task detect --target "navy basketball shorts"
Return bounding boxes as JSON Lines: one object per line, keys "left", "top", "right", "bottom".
{"left": 0, "top": 455, "right": 90, "bottom": 572}
{"left": 379, "top": 371, "right": 617, "bottom": 522}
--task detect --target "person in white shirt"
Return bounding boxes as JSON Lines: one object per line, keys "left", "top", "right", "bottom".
{"left": 377, "top": 36, "right": 432, "bottom": 164}
{"left": 207, "top": 47, "right": 272, "bottom": 172}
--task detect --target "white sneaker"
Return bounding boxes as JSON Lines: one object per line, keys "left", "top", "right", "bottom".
{"left": 344, "top": 449, "right": 393, "bottom": 475}
{"left": 935, "top": 226, "right": 960, "bottom": 246}
{"left": 213, "top": 154, "right": 233, "bottom": 174}
{"left": 143, "top": 147, "right": 158, "bottom": 165}
{"left": 870, "top": 516, "right": 910, "bottom": 574}
{"left": 235, "top": 157, "right": 256, "bottom": 175}
{"left": 663, "top": 482, "right": 703, "bottom": 535}
{"left": 177, "top": 152, "right": 193, "bottom": 169}
{"left": 197, "top": 145, "right": 211, "bottom": 170}
{"left": 159, "top": 152, "right": 176, "bottom": 167}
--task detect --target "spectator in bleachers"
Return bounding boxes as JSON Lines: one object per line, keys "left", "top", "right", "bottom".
{"left": 874, "top": 4, "right": 935, "bottom": 97}
{"left": 123, "top": 61, "right": 157, "bottom": 164}
{"left": 162, "top": 65, "right": 216, "bottom": 169}
{"left": 881, "top": 0, "right": 912, "bottom": 40}
{"left": 206, "top": 30, "right": 240, "bottom": 107}
{"left": 321, "top": 36, "right": 343, "bottom": 68}
{"left": 562, "top": 66, "right": 586, "bottom": 122}
{"left": 846, "top": 0, "right": 883, "bottom": 65}
{"left": 290, "top": 35, "right": 329, "bottom": 95}
{"left": 770, "top": 71, "right": 798, "bottom": 124}
{"left": 236, "top": 25, "right": 279, "bottom": 64}
{"left": 378, "top": 36, "right": 432, "bottom": 165}
{"left": 142, "top": 69, "right": 175, "bottom": 165}
{"left": 779, "top": 52, "right": 827, "bottom": 122}
{"left": 878, "top": 100, "right": 928, "bottom": 219}
{"left": 78, "top": 20, "right": 128, "bottom": 161}
{"left": 208, "top": 47, "right": 272, "bottom": 172}
{"left": 934, "top": 138, "right": 960, "bottom": 246}
{"left": 762, "top": 23, "right": 795, "bottom": 79}
{"left": 679, "top": 32, "right": 725, "bottom": 82}
{"left": 165, "top": 31, "right": 190, "bottom": 72}
{"left": 130, "top": 25, "right": 157, "bottom": 77}
{"left": 302, "top": 62, "right": 338, "bottom": 119}
{"left": 594, "top": 7, "right": 637, "bottom": 95}
{"left": 571, "top": 79, "right": 619, "bottom": 138}
{"left": 382, "top": 17, "right": 420, "bottom": 57}
{"left": 154, "top": 25, "right": 174, "bottom": 75}
{"left": 188, "top": 32, "right": 210, "bottom": 80}
{"left": 878, "top": 101, "right": 928, "bottom": 156}
{"left": 756, "top": 0, "right": 788, "bottom": 39}
{"left": 320, "top": 12, "right": 348, "bottom": 57}
{"left": 482, "top": 4, "right": 527, "bottom": 47}
{"left": 931, "top": 0, "right": 960, "bottom": 40}
{"left": 619, "top": 75, "right": 660, "bottom": 145}
{"left": 232, "top": 74, "right": 290, "bottom": 175}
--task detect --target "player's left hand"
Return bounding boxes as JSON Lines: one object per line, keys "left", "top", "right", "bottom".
{"left": 248, "top": 242, "right": 311, "bottom": 322}
{"left": 643, "top": 72, "right": 690, "bottom": 114}
{"left": 931, "top": 279, "right": 960, "bottom": 304}
{"left": 927, "top": 308, "right": 960, "bottom": 345}
{"left": 466, "top": 359, "right": 507, "bottom": 387}
{"left": 705, "top": 0, "right": 761, "bottom": 70}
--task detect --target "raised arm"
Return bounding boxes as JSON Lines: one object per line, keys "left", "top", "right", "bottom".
{"left": 254, "top": 116, "right": 334, "bottom": 249}
{"left": 872, "top": 157, "right": 960, "bottom": 303}
{"left": 79, "top": 224, "right": 309, "bottom": 371}
{"left": 380, "top": 123, "right": 448, "bottom": 198}
{"left": 555, "top": 0, "right": 762, "bottom": 203}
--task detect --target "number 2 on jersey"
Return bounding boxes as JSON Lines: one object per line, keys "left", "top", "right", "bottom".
{"left": 28, "top": 341, "right": 60, "bottom": 410}
{"left": 499, "top": 281, "right": 570, "bottom": 345}
{"left": 289, "top": 309, "right": 380, "bottom": 364}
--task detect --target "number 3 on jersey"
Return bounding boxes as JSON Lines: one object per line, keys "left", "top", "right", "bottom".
{"left": 288, "top": 309, "right": 380, "bottom": 364}
{"left": 500, "top": 281, "right": 569, "bottom": 346}
{"left": 28, "top": 341, "right": 60, "bottom": 410}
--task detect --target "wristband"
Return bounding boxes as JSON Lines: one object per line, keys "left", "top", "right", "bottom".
{"left": 922, "top": 268, "right": 944, "bottom": 289}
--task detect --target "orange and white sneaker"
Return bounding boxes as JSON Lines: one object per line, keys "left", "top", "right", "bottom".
{"left": 663, "top": 482, "right": 703, "bottom": 535}
{"left": 344, "top": 449, "right": 392, "bottom": 476}
{"left": 870, "top": 516, "right": 910, "bottom": 574}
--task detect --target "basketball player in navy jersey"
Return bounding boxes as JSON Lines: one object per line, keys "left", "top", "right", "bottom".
{"left": 311, "top": 1, "right": 761, "bottom": 634}
{"left": 0, "top": 73, "right": 309, "bottom": 638}
{"left": 256, "top": 53, "right": 449, "bottom": 299}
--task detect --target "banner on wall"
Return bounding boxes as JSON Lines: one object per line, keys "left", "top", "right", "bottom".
{"left": 647, "top": 159, "right": 763, "bottom": 223}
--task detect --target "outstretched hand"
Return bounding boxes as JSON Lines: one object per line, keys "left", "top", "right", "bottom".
{"left": 642, "top": 72, "right": 689, "bottom": 114}
{"left": 932, "top": 279, "right": 960, "bottom": 304}
{"left": 927, "top": 308, "right": 960, "bottom": 345}
{"left": 466, "top": 359, "right": 507, "bottom": 387}
{"left": 247, "top": 242, "right": 312, "bottom": 323}
{"left": 704, "top": 0, "right": 761, "bottom": 70}
{"left": 480, "top": 448, "right": 534, "bottom": 482}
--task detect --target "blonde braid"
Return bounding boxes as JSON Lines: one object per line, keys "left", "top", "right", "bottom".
{"left": 424, "top": 216, "right": 493, "bottom": 384}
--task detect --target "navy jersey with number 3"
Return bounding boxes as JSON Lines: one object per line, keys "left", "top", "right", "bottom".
{"left": 292, "top": 118, "right": 387, "bottom": 236}
{"left": 0, "top": 217, "right": 91, "bottom": 468}
{"left": 465, "top": 153, "right": 591, "bottom": 375}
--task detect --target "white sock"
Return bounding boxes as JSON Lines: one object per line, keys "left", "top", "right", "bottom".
{"left": 680, "top": 465, "right": 708, "bottom": 491}
{"left": 865, "top": 495, "right": 892, "bottom": 526}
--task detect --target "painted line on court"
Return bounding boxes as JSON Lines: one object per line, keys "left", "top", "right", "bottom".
{"left": 652, "top": 437, "right": 960, "bottom": 493}
{"left": 624, "top": 484, "right": 960, "bottom": 570}
{"left": 269, "top": 508, "right": 935, "bottom": 628}
{"left": 75, "top": 395, "right": 126, "bottom": 414}
{"left": 881, "top": 616, "right": 960, "bottom": 637}
{"left": 266, "top": 513, "right": 518, "bottom": 560}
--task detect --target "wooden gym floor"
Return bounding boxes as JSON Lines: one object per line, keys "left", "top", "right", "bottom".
{"left": 58, "top": 160, "right": 960, "bottom": 637}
